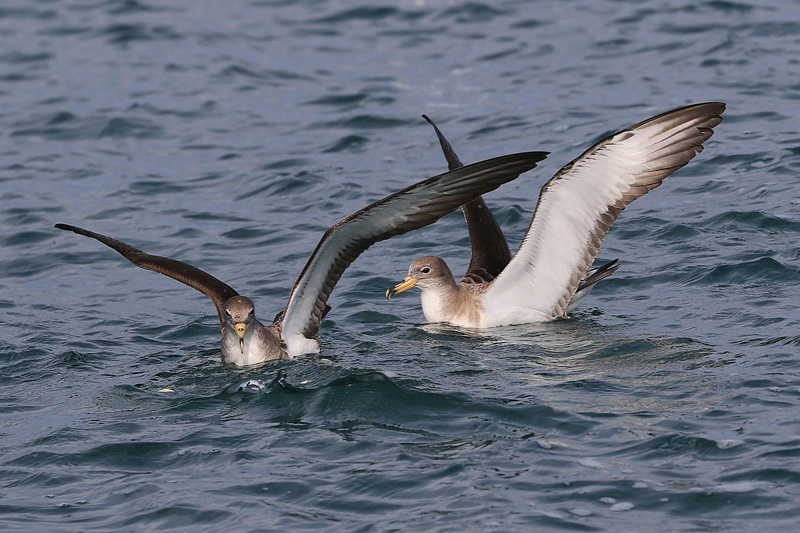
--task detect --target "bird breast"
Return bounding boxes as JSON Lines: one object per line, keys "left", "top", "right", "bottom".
{"left": 420, "top": 285, "right": 485, "bottom": 328}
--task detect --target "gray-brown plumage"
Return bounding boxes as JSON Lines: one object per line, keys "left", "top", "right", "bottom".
{"left": 55, "top": 148, "right": 546, "bottom": 365}
{"left": 54, "top": 224, "right": 287, "bottom": 365}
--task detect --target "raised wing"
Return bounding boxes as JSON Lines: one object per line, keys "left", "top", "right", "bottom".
{"left": 54, "top": 223, "right": 239, "bottom": 328}
{"left": 279, "top": 151, "right": 548, "bottom": 353}
{"left": 482, "top": 102, "right": 725, "bottom": 319}
{"left": 422, "top": 114, "right": 464, "bottom": 171}
{"left": 423, "top": 115, "right": 512, "bottom": 284}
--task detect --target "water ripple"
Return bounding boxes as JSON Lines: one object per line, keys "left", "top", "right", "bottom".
{"left": 2, "top": 0, "right": 800, "bottom": 530}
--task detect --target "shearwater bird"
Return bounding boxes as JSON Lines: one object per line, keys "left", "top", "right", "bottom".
{"left": 55, "top": 150, "right": 546, "bottom": 366}
{"left": 386, "top": 102, "right": 725, "bottom": 327}
{"left": 420, "top": 113, "right": 621, "bottom": 309}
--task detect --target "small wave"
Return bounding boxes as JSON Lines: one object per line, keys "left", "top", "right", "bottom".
{"left": 652, "top": 222, "right": 700, "bottom": 241}
{"left": 733, "top": 335, "right": 800, "bottom": 347}
{"left": 127, "top": 178, "right": 190, "bottom": 195}
{"left": 106, "top": 0, "right": 164, "bottom": 15}
{"left": 246, "top": 370, "right": 596, "bottom": 438}
{"left": 437, "top": 3, "right": 507, "bottom": 24}
{"left": 53, "top": 350, "right": 106, "bottom": 371}
{"left": 613, "top": 433, "right": 743, "bottom": 460}
{"left": 689, "top": 257, "right": 799, "bottom": 286}
{"left": 99, "top": 117, "right": 163, "bottom": 139}
{"left": 238, "top": 171, "right": 326, "bottom": 198}
{"left": 129, "top": 101, "right": 216, "bottom": 119}
{"left": 312, "top": 6, "right": 422, "bottom": 25}
{"left": 0, "top": 52, "right": 53, "bottom": 64}
{"left": 317, "top": 114, "right": 409, "bottom": 130}
{"left": 323, "top": 134, "right": 369, "bottom": 153}
{"left": 11, "top": 113, "right": 162, "bottom": 140}
{"left": 0, "top": 5, "right": 56, "bottom": 21}
{"left": 261, "top": 158, "right": 309, "bottom": 170}
{"left": 1, "top": 230, "right": 52, "bottom": 247}
{"left": 702, "top": 211, "right": 800, "bottom": 234}
{"left": 110, "top": 506, "right": 232, "bottom": 530}
{"left": 220, "top": 227, "right": 264, "bottom": 241}
{"left": 99, "top": 23, "right": 182, "bottom": 44}
{"left": 304, "top": 93, "right": 368, "bottom": 107}
{"left": 217, "top": 64, "right": 312, "bottom": 83}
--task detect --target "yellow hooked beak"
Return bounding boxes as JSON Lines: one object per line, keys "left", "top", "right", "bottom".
{"left": 386, "top": 276, "right": 418, "bottom": 300}
{"left": 234, "top": 323, "right": 247, "bottom": 353}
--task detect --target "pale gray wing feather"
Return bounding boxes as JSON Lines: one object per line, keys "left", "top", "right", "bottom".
{"left": 483, "top": 102, "right": 725, "bottom": 320}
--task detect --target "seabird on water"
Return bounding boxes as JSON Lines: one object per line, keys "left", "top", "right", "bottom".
{"left": 386, "top": 102, "right": 726, "bottom": 327}
{"left": 55, "top": 149, "right": 546, "bottom": 366}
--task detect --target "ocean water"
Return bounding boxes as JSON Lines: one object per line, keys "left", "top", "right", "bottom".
{"left": 2, "top": 0, "right": 800, "bottom": 530}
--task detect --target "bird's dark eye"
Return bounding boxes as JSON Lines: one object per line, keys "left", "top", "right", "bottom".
{"left": 249, "top": 310, "right": 254, "bottom": 317}
{"left": 225, "top": 310, "right": 232, "bottom": 317}
{"left": 421, "top": 267, "right": 431, "bottom": 274}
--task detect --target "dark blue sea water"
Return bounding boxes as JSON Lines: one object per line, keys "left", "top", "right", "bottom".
{"left": 2, "top": 0, "right": 800, "bottom": 530}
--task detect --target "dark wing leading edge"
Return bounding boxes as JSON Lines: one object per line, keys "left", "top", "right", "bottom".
{"left": 279, "top": 151, "right": 548, "bottom": 355}
{"left": 423, "top": 115, "right": 513, "bottom": 284}
{"left": 54, "top": 224, "right": 239, "bottom": 328}
{"left": 483, "top": 102, "right": 725, "bottom": 319}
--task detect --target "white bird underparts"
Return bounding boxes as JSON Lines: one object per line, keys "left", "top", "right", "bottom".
{"left": 55, "top": 149, "right": 546, "bottom": 366}
{"left": 386, "top": 102, "right": 726, "bottom": 328}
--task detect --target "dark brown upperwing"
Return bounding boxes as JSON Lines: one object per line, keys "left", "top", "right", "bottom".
{"left": 54, "top": 224, "right": 239, "bottom": 328}
{"left": 423, "top": 115, "right": 512, "bottom": 284}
